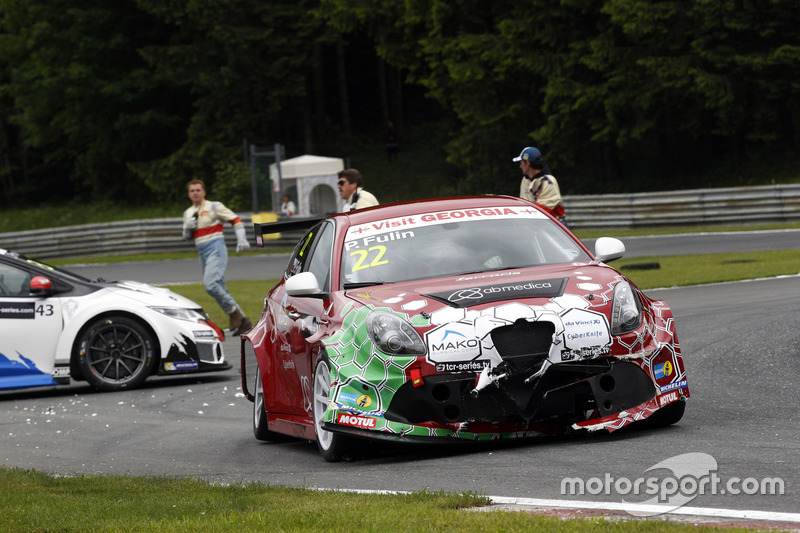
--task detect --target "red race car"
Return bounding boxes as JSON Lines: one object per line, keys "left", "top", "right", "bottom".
{"left": 241, "top": 196, "right": 688, "bottom": 461}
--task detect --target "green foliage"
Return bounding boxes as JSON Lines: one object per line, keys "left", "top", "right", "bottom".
{"left": 208, "top": 157, "right": 251, "bottom": 212}
{"left": 323, "top": 0, "right": 800, "bottom": 194}
{"left": 129, "top": 0, "right": 328, "bottom": 200}
{"left": 1, "top": 0, "right": 800, "bottom": 205}
{"left": 0, "top": 0, "right": 182, "bottom": 201}
{"left": 0, "top": 200, "right": 181, "bottom": 232}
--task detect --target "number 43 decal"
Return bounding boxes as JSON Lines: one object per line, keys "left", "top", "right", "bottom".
{"left": 35, "top": 304, "right": 54, "bottom": 316}
{"left": 350, "top": 245, "right": 389, "bottom": 272}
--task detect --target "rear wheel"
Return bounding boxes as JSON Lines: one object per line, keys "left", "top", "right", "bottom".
{"left": 645, "top": 399, "right": 686, "bottom": 428}
{"left": 313, "top": 359, "right": 354, "bottom": 462}
{"left": 77, "top": 315, "right": 154, "bottom": 391}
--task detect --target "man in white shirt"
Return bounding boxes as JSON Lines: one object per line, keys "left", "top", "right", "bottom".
{"left": 337, "top": 169, "right": 379, "bottom": 212}
{"left": 182, "top": 179, "right": 253, "bottom": 335}
{"left": 512, "top": 146, "right": 566, "bottom": 220}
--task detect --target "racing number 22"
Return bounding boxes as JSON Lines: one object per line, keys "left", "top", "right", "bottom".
{"left": 350, "top": 245, "right": 389, "bottom": 272}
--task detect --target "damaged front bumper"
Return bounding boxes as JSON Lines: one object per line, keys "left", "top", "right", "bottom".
{"left": 385, "top": 359, "right": 654, "bottom": 426}
{"left": 322, "top": 357, "right": 682, "bottom": 442}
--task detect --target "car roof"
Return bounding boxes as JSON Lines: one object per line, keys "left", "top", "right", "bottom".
{"left": 330, "top": 195, "right": 540, "bottom": 225}
{"left": 0, "top": 249, "right": 23, "bottom": 263}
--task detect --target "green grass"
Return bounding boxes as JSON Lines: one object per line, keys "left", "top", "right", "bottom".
{"left": 573, "top": 220, "right": 800, "bottom": 239}
{"left": 617, "top": 249, "right": 800, "bottom": 289}
{"left": 165, "top": 279, "right": 278, "bottom": 326}
{"left": 49, "top": 248, "right": 294, "bottom": 267}
{"left": 35, "top": 219, "right": 800, "bottom": 267}
{"left": 161, "top": 249, "right": 800, "bottom": 325}
{"left": 0, "top": 468, "right": 741, "bottom": 532}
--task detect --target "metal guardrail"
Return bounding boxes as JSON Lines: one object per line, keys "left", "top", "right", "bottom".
{"left": 1, "top": 184, "right": 798, "bottom": 259}
{"left": 0, "top": 215, "right": 305, "bottom": 259}
{"left": 564, "top": 184, "right": 800, "bottom": 227}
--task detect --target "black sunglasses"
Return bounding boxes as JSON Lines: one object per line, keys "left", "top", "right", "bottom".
{"left": 337, "top": 180, "right": 346, "bottom": 186}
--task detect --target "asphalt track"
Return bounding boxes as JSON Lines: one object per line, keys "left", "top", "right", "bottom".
{"left": 64, "top": 229, "right": 800, "bottom": 285}
{"left": 2, "top": 275, "right": 798, "bottom": 517}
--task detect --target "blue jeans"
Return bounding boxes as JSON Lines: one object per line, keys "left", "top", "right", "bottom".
{"left": 198, "top": 238, "right": 238, "bottom": 314}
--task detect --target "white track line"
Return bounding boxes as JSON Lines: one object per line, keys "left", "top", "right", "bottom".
{"left": 315, "top": 487, "right": 800, "bottom": 524}
{"left": 487, "top": 496, "right": 800, "bottom": 523}
{"left": 646, "top": 272, "right": 800, "bottom": 292}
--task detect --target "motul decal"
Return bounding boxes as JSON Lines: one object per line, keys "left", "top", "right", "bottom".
{"left": 336, "top": 413, "right": 377, "bottom": 429}
{"left": 658, "top": 391, "right": 679, "bottom": 407}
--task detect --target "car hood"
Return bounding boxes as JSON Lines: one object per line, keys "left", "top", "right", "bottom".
{"left": 344, "top": 263, "right": 621, "bottom": 314}
{"left": 105, "top": 280, "right": 201, "bottom": 309}
{"left": 343, "top": 263, "right": 629, "bottom": 374}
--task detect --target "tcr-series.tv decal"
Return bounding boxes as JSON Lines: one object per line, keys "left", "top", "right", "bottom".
{"left": 0, "top": 302, "right": 35, "bottom": 319}
{"left": 426, "top": 278, "right": 566, "bottom": 308}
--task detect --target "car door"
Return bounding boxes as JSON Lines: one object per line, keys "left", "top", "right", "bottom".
{"left": 0, "top": 260, "right": 64, "bottom": 389}
{"left": 265, "top": 224, "right": 322, "bottom": 416}
{"left": 282, "top": 222, "right": 335, "bottom": 418}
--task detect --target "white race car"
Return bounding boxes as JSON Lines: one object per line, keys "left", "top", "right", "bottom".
{"left": 0, "top": 249, "right": 228, "bottom": 392}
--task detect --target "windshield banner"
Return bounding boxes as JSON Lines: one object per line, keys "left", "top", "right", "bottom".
{"left": 345, "top": 206, "right": 546, "bottom": 242}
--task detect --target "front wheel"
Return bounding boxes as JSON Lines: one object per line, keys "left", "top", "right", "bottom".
{"left": 77, "top": 315, "right": 155, "bottom": 391}
{"left": 645, "top": 399, "right": 686, "bottom": 428}
{"left": 253, "top": 367, "right": 283, "bottom": 441}
{"left": 313, "top": 358, "right": 354, "bottom": 462}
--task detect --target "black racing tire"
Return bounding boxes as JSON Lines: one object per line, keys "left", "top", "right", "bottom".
{"left": 253, "top": 366, "right": 285, "bottom": 441}
{"left": 313, "top": 358, "right": 355, "bottom": 462}
{"left": 644, "top": 399, "right": 686, "bottom": 428}
{"left": 77, "top": 315, "right": 155, "bottom": 392}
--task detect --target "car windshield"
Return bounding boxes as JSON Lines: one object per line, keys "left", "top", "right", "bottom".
{"left": 340, "top": 206, "right": 590, "bottom": 286}
{"left": 21, "top": 254, "right": 94, "bottom": 283}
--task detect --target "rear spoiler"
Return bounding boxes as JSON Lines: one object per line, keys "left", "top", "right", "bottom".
{"left": 253, "top": 216, "right": 324, "bottom": 246}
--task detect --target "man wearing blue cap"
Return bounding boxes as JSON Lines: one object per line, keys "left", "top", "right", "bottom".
{"left": 513, "top": 146, "right": 566, "bottom": 220}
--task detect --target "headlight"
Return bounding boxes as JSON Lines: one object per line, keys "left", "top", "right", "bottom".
{"left": 149, "top": 307, "right": 206, "bottom": 322}
{"left": 367, "top": 311, "right": 426, "bottom": 355}
{"left": 610, "top": 281, "right": 641, "bottom": 334}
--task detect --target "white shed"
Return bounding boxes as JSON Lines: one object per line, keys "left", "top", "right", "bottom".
{"left": 269, "top": 154, "right": 344, "bottom": 216}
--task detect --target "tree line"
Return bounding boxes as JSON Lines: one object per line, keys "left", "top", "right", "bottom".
{"left": 1, "top": 0, "right": 799, "bottom": 206}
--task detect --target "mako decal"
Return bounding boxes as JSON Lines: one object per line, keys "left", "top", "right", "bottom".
{"left": 0, "top": 302, "right": 35, "bottom": 319}
{"left": 425, "top": 321, "right": 487, "bottom": 372}
{"left": 427, "top": 278, "right": 566, "bottom": 308}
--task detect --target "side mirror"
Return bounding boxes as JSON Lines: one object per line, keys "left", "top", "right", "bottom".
{"left": 285, "top": 272, "right": 327, "bottom": 299}
{"left": 30, "top": 275, "right": 53, "bottom": 296}
{"left": 594, "top": 237, "right": 626, "bottom": 262}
